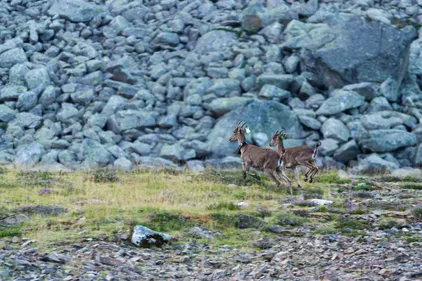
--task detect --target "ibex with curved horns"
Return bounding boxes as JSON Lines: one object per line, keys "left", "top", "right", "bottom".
{"left": 229, "top": 122, "right": 291, "bottom": 192}
{"left": 269, "top": 130, "right": 321, "bottom": 188}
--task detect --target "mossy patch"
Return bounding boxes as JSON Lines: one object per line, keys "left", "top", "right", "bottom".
{"left": 316, "top": 171, "right": 351, "bottom": 184}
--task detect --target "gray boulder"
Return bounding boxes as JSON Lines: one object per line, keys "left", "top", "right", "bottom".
{"left": 256, "top": 74, "right": 293, "bottom": 90}
{"left": 319, "top": 138, "right": 339, "bottom": 157}
{"left": 360, "top": 112, "right": 402, "bottom": 130}
{"left": 0, "top": 48, "right": 27, "bottom": 68}
{"left": 367, "top": 97, "right": 392, "bottom": 113}
{"left": 298, "top": 115, "right": 321, "bottom": 130}
{"left": 0, "top": 105, "right": 16, "bottom": 122}
{"left": 342, "top": 83, "right": 380, "bottom": 101}
{"left": 357, "top": 154, "right": 399, "bottom": 173}
{"left": 358, "top": 129, "right": 417, "bottom": 152}
{"left": 0, "top": 85, "right": 27, "bottom": 101}
{"left": 114, "top": 157, "right": 133, "bottom": 171}
{"left": 48, "top": 0, "right": 104, "bottom": 22}
{"left": 284, "top": 15, "right": 416, "bottom": 87}
{"left": 153, "top": 32, "right": 180, "bottom": 47}
{"left": 80, "top": 139, "right": 114, "bottom": 168}
{"left": 194, "top": 30, "right": 238, "bottom": 55}
{"left": 15, "top": 142, "right": 44, "bottom": 168}
{"left": 206, "top": 79, "right": 241, "bottom": 97}
{"left": 258, "top": 84, "right": 290, "bottom": 101}
{"left": 321, "top": 118, "right": 350, "bottom": 142}
{"left": 57, "top": 103, "right": 79, "bottom": 123}
{"left": 107, "top": 110, "right": 156, "bottom": 134}
{"left": 316, "top": 90, "right": 364, "bottom": 116}
{"left": 208, "top": 97, "right": 252, "bottom": 117}
{"left": 131, "top": 225, "right": 172, "bottom": 248}
{"left": 16, "top": 92, "right": 38, "bottom": 111}
{"left": 160, "top": 143, "right": 196, "bottom": 162}
{"left": 25, "top": 68, "right": 50, "bottom": 93}
{"left": 207, "top": 100, "right": 302, "bottom": 157}
{"left": 333, "top": 140, "right": 360, "bottom": 163}
{"left": 415, "top": 144, "right": 422, "bottom": 167}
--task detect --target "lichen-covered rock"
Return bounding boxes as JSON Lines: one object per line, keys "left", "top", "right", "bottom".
{"left": 208, "top": 97, "right": 252, "bottom": 117}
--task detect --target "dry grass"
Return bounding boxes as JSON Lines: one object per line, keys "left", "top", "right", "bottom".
{"left": 0, "top": 167, "right": 420, "bottom": 250}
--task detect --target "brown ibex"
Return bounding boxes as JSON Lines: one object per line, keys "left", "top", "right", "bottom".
{"left": 229, "top": 122, "right": 291, "bottom": 192}
{"left": 269, "top": 130, "right": 321, "bottom": 188}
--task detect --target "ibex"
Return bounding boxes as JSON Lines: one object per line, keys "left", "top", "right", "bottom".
{"left": 269, "top": 130, "right": 321, "bottom": 188}
{"left": 229, "top": 122, "right": 291, "bottom": 192}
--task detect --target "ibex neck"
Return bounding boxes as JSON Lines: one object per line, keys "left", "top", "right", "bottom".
{"left": 277, "top": 138, "right": 285, "bottom": 154}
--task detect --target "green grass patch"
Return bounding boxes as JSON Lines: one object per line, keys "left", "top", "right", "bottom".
{"left": 378, "top": 219, "right": 404, "bottom": 230}
{"left": 406, "top": 237, "right": 421, "bottom": 243}
{"left": 89, "top": 169, "right": 119, "bottom": 183}
{"left": 275, "top": 212, "right": 306, "bottom": 227}
{"left": 206, "top": 202, "right": 240, "bottom": 211}
{"left": 16, "top": 170, "right": 54, "bottom": 186}
{"left": 315, "top": 171, "right": 351, "bottom": 184}
{"left": 376, "top": 175, "right": 421, "bottom": 183}
{"left": 313, "top": 227, "right": 336, "bottom": 235}
{"left": 353, "top": 183, "right": 373, "bottom": 191}
{"left": 0, "top": 228, "right": 22, "bottom": 238}
{"left": 402, "top": 184, "right": 422, "bottom": 190}
{"left": 335, "top": 216, "right": 370, "bottom": 230}
{"left": 145, "top": 211, "right": 194, "bottom": 232}
{"left": 350, "top": 209, "right": 366, "bottom": 215}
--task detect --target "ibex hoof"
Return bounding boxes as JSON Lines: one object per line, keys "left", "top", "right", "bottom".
{"left": 309, "top": 178, "right": 314, "bottom": 183}
{"left": 298, "top": 185, "right": 302, "bottom": 188}
{"left": 304, "top": 178, "right": 308, "bottom": 182}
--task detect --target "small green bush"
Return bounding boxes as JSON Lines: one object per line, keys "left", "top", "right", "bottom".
{"left": 90, "top": 169, "right": 119, "bottom": 183}
{"left": 206, "top": 202, "right": 240, "bottom": 211}
{"left": 276, "top": 213, "right": 306, "bottom": 227}
{"left": 316, "top": 172, "right": 351, "bottom": 184}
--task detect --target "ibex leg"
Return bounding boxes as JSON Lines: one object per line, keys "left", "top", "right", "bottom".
{"left": 294, "top": 166, "right": 302, "bottom": 188}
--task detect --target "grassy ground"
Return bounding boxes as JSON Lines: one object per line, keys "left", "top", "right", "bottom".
{"left": 0, "top": 167, "right": 421, "bottom": 250}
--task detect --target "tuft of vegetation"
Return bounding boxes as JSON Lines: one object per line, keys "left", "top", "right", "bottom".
{"left": 314, "top": 227, "right": 336, "bottom": 235}
{"left": 353, "top": 183, "right": 373, "bottom": 191}
{"left": 276, "top": 212, "right": 306, "bottom": 227}
{"left": 90, "top": 169, "right": 119, "bottom": 183}
{"left": 0, "top": 166, "right": 8, "bottom": 175}
{"left": 335, "top": 217, "right": 370, "bottom": 233}
{"left": 16, "top": 170, "right": 54, "bottom": 186}
{"left": 316, "top": 205, "right": 329, "bottom": 212}
{"left": 206, "top": 202, "right": 240, "bottom": 211}
{"left": 315, "top": 171, "right": 351, "bottom": 184}
{"left": 146, "top": 211, "right": 193, "bottom": 232}
{"left": 402, "top": 184, "right": 422, "bottom": 190}
{"left": 193, "top": 169, "right": 266, "bottom": 187}
{"left": 378, "top": 219, "right": 404, "bottom": 230}
{"left": 376, "top": 175, "right": 421, "bottom": 183}
{"left": 350, "top": 209, "right": 366, "bottom": 215}
{"left": 412, "top": 206, "right": 422, "bottom": 220}
{"left": 0, "top": 228, "right": 22, "bottom": 238}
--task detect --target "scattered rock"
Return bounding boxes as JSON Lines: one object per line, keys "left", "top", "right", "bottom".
{"left": 131, "top": 225, "right": 173, "bottom": 247}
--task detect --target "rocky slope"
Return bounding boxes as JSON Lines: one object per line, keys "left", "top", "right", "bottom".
{"left": 0, "top": 0, "right": 422, "bottom": 172}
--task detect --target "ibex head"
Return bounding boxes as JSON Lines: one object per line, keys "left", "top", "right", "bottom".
{"left": 269, "top": 130, "right": 288, "bottom": 147}
{"left": 229, "top": 121, "right": 248, "bottom": 142}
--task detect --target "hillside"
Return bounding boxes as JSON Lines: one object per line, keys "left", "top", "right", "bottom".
{"left": 0, "top": 0, "right": 421, "bottom": 171}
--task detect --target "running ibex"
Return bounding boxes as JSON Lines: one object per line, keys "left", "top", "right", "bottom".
{"left": 269, "top": 130, "right": 321, "bottom": 188}
{"left": 229, "top": 122, "right": 291, "bottom": 191}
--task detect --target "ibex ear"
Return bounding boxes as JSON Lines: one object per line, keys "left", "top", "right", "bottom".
{"left": 245, "top": 126, "right": 251, "bottom": 134}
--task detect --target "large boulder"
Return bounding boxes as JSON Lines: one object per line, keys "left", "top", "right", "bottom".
{"left": 107, "top": 110, "right": 157, "bottom": 134}
{"left": 316, "top": 90, "right": 364, "bottom": 116}
{"left": 321, "top": 118, "right": 350, "bottom": 142}
{"left": 0, "top": 48, "right": 27, "bottom": 68}
{"left": 194, "top": 30, "right": 238, "bottom": 55}
{"left": 207, "top": 100, "right": 303, "bottom": 157}
{"left": 208, "top": 97, "right": 252, "bottom": 117}
{"left": 284, "top": 14, "right": 417, "bottom": 88}
{"left": 356, "top": 154, "right": 399, "bottom": 173}
{"left": 48, "top": 0, "right": 104, "bottom": 22}
{"left": 15, "top": 142, "right": 44, "bottom": 168}
{"left": 358, "top": 129, "right": 417, "bottom": 153}
{"left": 80, "top": 139, "right": 114, "bottom": 168}
{"left": 0, "top": 105, "right": 16, "bottom": 122}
